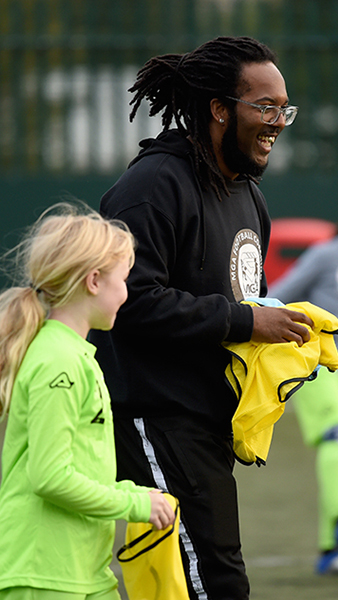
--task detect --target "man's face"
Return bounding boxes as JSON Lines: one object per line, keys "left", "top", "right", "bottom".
{"left": 221, "top": 61, "right": 289, "bottom": 178}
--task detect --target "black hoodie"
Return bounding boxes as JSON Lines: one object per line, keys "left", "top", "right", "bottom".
{"left": 91, "top": 130, "right": 271, "bottom": 430}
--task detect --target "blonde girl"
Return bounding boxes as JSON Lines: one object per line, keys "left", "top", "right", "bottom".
{"left": 0, "top": 203, "right": 174, "bottom": 600}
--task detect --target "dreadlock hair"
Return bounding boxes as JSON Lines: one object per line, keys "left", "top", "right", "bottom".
{"left": 129, "top": 36, "right": 277, "bottom": 199}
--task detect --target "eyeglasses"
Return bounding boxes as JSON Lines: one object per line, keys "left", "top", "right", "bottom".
{"left": 224, "top": 96, "right": 299, "bottom": 126}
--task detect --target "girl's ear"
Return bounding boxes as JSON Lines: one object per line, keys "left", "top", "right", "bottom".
{"left": 85, "top": 269, "right": 100, "bottom": 295}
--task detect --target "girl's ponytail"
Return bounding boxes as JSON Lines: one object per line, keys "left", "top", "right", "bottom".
{"left": 0, "top": 287, "right": 46, "bottom": 420}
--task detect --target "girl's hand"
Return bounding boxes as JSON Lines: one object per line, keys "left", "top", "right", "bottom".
{"left": 148, "top": 490, "right": 175, "bottom": 530}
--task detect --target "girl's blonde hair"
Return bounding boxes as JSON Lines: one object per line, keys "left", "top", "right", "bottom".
{"left": 0, "top": 202, "right": 135, "bottom": 420}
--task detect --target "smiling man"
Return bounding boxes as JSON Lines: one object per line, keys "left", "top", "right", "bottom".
{"left": 91, "top": 37, "right": 312, "bottom": 600}
{"left": 210, "top": 60, "right": 297, "bottom": 180}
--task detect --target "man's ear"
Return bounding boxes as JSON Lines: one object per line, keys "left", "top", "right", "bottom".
{"left": 210, "top": 98, "right": 228, "bottom": 126}
{"left": 85, "top": 269, "right": 100, "bottom": 295}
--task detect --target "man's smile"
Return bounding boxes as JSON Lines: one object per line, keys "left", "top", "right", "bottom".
{"left": 257, "top": 134, "right": 277, "bottom": 152}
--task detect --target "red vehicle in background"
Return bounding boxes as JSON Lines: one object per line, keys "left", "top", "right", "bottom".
{"left": 264, "top": 217, "right": 337, "bottom": 286}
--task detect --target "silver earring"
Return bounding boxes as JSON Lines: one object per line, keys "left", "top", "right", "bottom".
{"left": 219, "top": 118, "right": 225, "bottom": 124}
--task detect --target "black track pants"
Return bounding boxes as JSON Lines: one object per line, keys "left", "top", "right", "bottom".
{"left": 114, "top": 416, "right": 250, "bottom": 600}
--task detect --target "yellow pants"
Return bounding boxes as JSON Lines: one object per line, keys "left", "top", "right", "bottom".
{"left": 0, "top": 587, "right": 120, "bottom": 600}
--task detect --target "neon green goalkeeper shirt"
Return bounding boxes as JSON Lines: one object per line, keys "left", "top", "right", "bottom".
{"left": 0, "top": 319, "right": 151, "bottom": 594}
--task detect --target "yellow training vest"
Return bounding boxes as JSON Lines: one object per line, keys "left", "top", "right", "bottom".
{"left": 223, "top": 302, "right": 338, "bottom": 466}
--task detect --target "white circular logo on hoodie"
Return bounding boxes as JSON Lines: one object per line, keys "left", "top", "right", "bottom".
{"left": 230, "top": 228, "right": 262, "bottom": 301}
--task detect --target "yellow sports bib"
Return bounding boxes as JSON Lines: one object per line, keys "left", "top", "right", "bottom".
{"left": 224, "top": 301, "right": 338, "bottom": 465}
{"left": 117, "top": 494, "right": 189, "bottom": 600}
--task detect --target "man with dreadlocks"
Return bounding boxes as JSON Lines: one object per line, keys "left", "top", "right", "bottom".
{"left": 91, "top": 37, "right": 313, "bottom": 599}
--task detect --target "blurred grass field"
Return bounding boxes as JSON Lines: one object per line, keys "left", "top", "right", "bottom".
{"left": 1, "top": 406, "right": 338, "bottom": 599}
{"left": 235, "top": 406, "right": 338, "bottom": 600}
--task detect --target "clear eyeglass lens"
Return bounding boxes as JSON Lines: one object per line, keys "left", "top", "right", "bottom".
{"left": 261, "top": 106, "right": 280, "bottom": 124}
{"left": 262, "top": 105, "right": 297, "bottom": 126}
{"left": 284, "top": 107, "right": 298, "bottom": 126}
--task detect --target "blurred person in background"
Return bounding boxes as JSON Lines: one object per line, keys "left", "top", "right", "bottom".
{"left": 90, "top": 36, "right": 313, "bottom": 599}
{"left": 269, "top": 226, "right": 338, "bottom": 331}
{"left": 269, "top": 229, "right": 338, "bottom": 574}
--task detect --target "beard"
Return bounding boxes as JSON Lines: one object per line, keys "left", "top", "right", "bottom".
{"left": 221, "top": 112, "right": 268, "bottom": 179}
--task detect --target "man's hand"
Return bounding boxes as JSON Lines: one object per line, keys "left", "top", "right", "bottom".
{"left": 251, "top": 306, "right": 314, "bottom": 346}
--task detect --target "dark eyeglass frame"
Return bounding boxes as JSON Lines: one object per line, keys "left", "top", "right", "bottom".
{"left": 224, "top": 96, "right": 299, "bottom": 126}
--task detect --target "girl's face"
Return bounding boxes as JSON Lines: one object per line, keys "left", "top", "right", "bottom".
{"left": 90, "top": 257, "right": 130, "bottom": 331}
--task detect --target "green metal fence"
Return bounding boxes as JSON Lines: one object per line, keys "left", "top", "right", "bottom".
{"left": 1, "top": 0, "right": 338, "bottom": 254}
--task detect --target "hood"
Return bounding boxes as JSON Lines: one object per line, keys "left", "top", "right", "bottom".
{"left": 127, "top": 128, "right": 207, "bottom": 270}
{"left": 126, "top": 128, "right": 264, "bottom": 273}
{"left": 128, "top": 129, "right": 192, "bottom": 169}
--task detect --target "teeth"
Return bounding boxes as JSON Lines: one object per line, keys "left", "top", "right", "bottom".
{"left": 258, "top": 135, "right": 276, "bottom": 144}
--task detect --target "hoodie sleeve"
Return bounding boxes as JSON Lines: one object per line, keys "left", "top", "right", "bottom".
{"left": 101, "top": 176, "right": 253, "bottom": 344}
